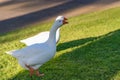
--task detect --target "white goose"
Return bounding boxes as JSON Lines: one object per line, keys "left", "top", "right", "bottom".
{"left": 6, "top": 16, "right": 68, "bottom": 77}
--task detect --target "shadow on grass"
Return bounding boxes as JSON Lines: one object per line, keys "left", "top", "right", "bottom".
{"left": 7, "top": 29, "right": 120, "bottom": 80}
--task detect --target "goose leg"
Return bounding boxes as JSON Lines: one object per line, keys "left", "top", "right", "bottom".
{"left": 35, "top": 69, "right": 44, "bottom": 77}
{"left": 25, "top": 64, "right": 34, "bottom": 76}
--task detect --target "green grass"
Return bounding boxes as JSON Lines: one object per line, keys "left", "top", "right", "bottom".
{"left": 0, "top": 7, "right": 120, "bottom": 80}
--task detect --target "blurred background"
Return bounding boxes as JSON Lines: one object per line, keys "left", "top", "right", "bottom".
{"left": 0, "top": 0, "right": 120, "bottom": 33}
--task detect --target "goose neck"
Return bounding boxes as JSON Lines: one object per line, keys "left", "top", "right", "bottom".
{"left": 47, "top": 24, "right": 58, "bottom": 44}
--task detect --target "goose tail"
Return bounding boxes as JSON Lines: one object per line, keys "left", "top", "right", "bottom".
{"left": 20, "top": 40, "right": 24, "bottom": 43}
{"left": 6, "top": 50, "right": 16, "bottom": 56}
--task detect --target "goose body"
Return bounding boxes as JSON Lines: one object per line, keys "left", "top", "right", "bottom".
{"left": 20, "top": 28, "right": 60, "bottom": 46}
{"left": 8, "top": 43, "right": 56, "bottom": 70}
{"left": 6, "top": 16, "right": 68, "bottom": 76}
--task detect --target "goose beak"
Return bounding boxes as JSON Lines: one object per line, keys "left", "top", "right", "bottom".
{"left": 63, "top": 17, "right": 68, "bottom": 24}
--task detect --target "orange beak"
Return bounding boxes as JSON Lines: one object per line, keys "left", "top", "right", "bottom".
{"left": 63, "top": 17, "right": 68, "bottom": 24}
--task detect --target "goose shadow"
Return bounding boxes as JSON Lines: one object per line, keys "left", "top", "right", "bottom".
{"left": 7, "top": 29, "right": 120, "bottom": 80}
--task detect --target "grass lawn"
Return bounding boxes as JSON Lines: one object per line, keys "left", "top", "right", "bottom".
{"left": 0, "top": 7, "right": 120, "bottom": 80}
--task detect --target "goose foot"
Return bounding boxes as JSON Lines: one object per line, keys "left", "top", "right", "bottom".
{"left": 35, "top": 69, "right": 44, "bottom": 77}
{"left": 25, "top": 64, "right": 34, "bottom": 76}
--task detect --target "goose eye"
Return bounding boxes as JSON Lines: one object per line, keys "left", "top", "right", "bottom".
{"left": 59, "top": 20, "right": 62, "bottom": 22}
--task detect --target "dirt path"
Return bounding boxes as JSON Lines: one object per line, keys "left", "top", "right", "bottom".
{"left": 0, "top": 0, "right": 120, "bottom": 34}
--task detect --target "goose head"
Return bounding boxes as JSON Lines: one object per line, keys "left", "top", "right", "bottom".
{"left": 53, "top": 16, "right": 68, "bottom": 28}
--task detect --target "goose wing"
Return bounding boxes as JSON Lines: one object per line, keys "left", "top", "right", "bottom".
{"left": 20, "top": 31, "right": 49, "bottom": 46}
{"left": 20, "top": 28, "right": 60, "bottom": 46}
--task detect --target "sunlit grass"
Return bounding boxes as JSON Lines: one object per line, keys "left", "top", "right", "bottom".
{"left": 0, "top": 7, "right": 120, "bottom": 80}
